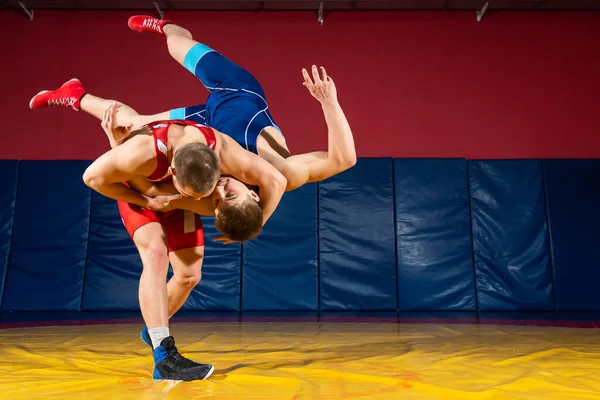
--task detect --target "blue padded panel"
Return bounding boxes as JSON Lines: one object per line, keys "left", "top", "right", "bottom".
{"left": 319, "top": 158, "right": 397, "bottom": 310}
{"left": 242, "top": 183, "right": 318, "bottom": 311}
{"left": 543, "top": 159, "right": 600, "bottom": 310}
{"left": 3, "top": 161, "right": 91, "bottom": 311}
{"left": 394, "top": 159, "right": 476, "bottom": 310}
{"left": 0, "top": 161, "right": 19, "bottom": 307}
{"left": 469, "top": 160, "right": 553, "bottom": 311}
{"left": 82, "top": 191, "right": 142, "bottom": 310}
{"left": 174, "top": 216, "right": 241, "bottom": 311}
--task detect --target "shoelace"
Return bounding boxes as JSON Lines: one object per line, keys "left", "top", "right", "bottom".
{"left": 48, "top": 97, "right": 77, "bottom": 108}
{"left": 141, "top": 18, "right": 162, "bottom": 32}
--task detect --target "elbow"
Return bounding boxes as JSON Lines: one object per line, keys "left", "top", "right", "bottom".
{"left": 345, "top": 153, "right": 358, "bottom": 169}
{"left": 82, "top": 166, "right": 103, "bottom": 190}
{"left": 334, "top": 153, "right": 357, "bottom": 174}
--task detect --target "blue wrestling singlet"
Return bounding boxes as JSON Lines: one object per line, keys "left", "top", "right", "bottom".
{"left": 169, "top": 43, "right": 282, "bottom": 154}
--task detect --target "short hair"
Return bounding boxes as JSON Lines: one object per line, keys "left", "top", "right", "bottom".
{"left": 173, "top": 142, "right": 220, "bottom": 195}
{"left": 215, "top": 196, "right": 263, "bottom": 242}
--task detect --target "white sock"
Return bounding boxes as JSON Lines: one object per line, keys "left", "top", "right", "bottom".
{"left": 148, "top": 326, "right": 170, "bottom": 349}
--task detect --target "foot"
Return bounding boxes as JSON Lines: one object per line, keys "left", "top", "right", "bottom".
{"left": 128, "top": 15, "right": 173, "bottom": 39}
{"left": 140, "top": 326, "right": 152, "bottom": 348}
{"left": 29, "top": 78, "right": 86, "bottom": 111}
{"left": 153, "top": 336, "right": 214, "bottom": 381}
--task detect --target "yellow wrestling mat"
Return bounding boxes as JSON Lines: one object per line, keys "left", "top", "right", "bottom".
{"left": 0, "top": 321, "right": 599, "bottom": 399}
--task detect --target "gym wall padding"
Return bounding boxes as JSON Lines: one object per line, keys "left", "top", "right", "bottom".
{"left": 2, "top": 157, "right": 600, "bottom": 312}
{"left": 0, "top": 161, "right": 19, "bottom": 305}
{"left": 175, "top": 217, "right": 241, "bottom": 311}
{"left": 242, "top": 183, "right": 318, "bottom": 311}
{"left": 543, "top": 159, "right": 600, "bottom": 311}
{"left": 319, "top": 158, "right": 397, "bottom": 311}
{"left": 394, "top": 159, "right": 476, "bottom": 311}
{"left": 469, "top": 160, "right": 554, "bottom": 311}
{"left": 82, "top": 191, "right": 142, "bottom": 311}
{"left": 2, "top": 161, "right": 91, "bottom": 311}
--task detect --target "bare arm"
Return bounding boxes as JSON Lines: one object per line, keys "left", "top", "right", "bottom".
{"left": 82, "top": 138, "right": 157, "bottom": 208}
{"left": 127, "top": 176, "right": 178, "bottom": 197}
{"left": 171, "top": 197, "right": 216, "bottom": 216}
{"left": 128, "top": 176, "right": 216, "bottom": 216}
{"left": 276, "top": 66, "right": 357, "bottom": 191}
{"left": 219, "top": 135, "right": 287, "bottom": 226}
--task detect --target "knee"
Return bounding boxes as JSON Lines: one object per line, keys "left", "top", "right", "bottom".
{"left": 139, "top": 242, "right": 170, "bottom": 274}
{"left": 175, "top": 269, "right": 202, "bottom": 289}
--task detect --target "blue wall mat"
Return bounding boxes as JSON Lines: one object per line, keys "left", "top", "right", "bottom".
{"left": 0, "top": 161, "right": 19, "bottom": 307}
{"left": 319, "top": 158, "right": 397, "bottom": 310}
{"left": 3, "top": 161, "right": 91, "bottom": 311}
{"left": 82, "top": 191, "right": 142, "bottom": 310}
{"left": 394, "top": 159, "right": 476, "bottom": 311}
{"left": 543, "top": 159, "right": 600, "bottom": 310}
{"left": 469, "top": 160, "right": 554, "bottom": 311}
{"left": 242, "top": 183, "right": 318, "bottom": 311}
{"left": 172, "top": 216, "right": 241, "bottom": 311}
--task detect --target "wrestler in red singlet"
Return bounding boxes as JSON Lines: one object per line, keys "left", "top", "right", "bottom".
{"left": 118, "top": 120, "right": 217, "bottom": 252}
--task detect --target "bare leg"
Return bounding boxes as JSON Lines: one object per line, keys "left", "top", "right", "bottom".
{"left": 167, "top": 245, "right": 204, "bottom": 317}
{"left": 80, "top": 94, "right": 139, "bottom": 120}
{"left": 163, "top": 24, "right": 195, "bottom": 65}
{"left": 133, "top": 223, "right": 170, "bottom": 330}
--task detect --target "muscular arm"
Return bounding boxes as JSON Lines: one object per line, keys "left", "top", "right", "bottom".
{"left": 262, "top": 102, "right": 356, "bottom": 191}
{"left": 128, "top": 176, "right": 216, "bottom": 216}
{"left": 127, "top": 176, "right": 178, "bottom": 198}
{"left": 219, "top": 135, "right": 287, "bottom": 226}
{"left": 298, "top": 102, "right": 356, "bottom": 184}
{"left": 273, "top": 66, "right": 356, "bottom": 191}
{"left": 82, "top": 137, "right": 156, "bottom": 207}
{"left": 171, "top": 196, "right": 216, "bottom": 216}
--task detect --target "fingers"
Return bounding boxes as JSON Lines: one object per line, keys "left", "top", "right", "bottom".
{"left": 107, "top": 106, "right": 114, "bottom": 129}
{"left": 101, "top": 107, "right": 113, "bottom": 131}
{"left": 302, "top": 68, "right": 313, "bottom": 87}
{"left": 101, "top": 107, "right": 109, "bottom": 128}
{"left": 214, "top": 236, "right": 235, "bottom": 244}
{"left": 303, "top": 65, "right": 332, "bottom": 85}
{"left": 311, "top": 65, "right": 322, "bottom": 83}
{"left": 168, "top": 194, "right": 183, "bottom": 201}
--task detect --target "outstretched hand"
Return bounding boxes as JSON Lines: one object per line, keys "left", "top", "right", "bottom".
{"left": 302, "top": 65, "right": 338, "bottom": 106}
{"left": 101, "top": 102, "right": 134, "bottom": 146}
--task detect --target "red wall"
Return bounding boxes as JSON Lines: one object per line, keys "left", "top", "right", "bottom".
{"left": 2, "top": 10, "right": 600, "bottom": 160}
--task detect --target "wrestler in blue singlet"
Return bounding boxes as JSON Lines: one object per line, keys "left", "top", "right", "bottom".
{"left": 169, "top": 43, "right": 283, "bottom": 155}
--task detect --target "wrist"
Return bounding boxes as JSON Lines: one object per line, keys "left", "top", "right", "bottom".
{"left": 138, "top": 194, "right": 152, "bottom": 208}
{"left": 321, "top": 100, "right": 340, "bottom": 110}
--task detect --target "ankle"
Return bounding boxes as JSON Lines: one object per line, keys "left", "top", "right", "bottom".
{"left": 148, "top": 326, "right": 170, "bottom": 349}
{"left": 163, "top": 24, "right": 192, "bottom": 39}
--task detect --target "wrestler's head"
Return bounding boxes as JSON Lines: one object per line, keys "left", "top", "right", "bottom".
{"left": 170, "top": 142, "right": 221, "bottom": 199}
{"left": 212, "top": 176, "right": 262, "bottom": 242}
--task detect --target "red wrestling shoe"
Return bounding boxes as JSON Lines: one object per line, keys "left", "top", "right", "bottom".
{"left": 128, "top": 15, "right": 174, "bottom": 39}
{"left": 29, "top": 78, "right": 86, "bottom": 111}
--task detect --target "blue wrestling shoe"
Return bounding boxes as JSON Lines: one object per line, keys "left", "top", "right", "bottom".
{"left": 140, "top": 326, "right": 152, "bottom": 348}
{"left": 153, "top": 336, "right": 214, "bottom": 381}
